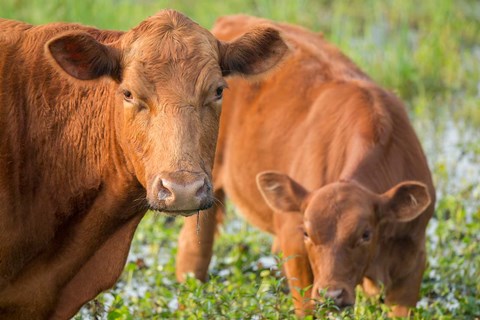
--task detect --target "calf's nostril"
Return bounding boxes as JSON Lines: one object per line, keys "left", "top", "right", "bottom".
{"left": 324, "top": 288, "right": 345, "bottom": 305}
{"left": 325, "top": 289, "right": 343, "bottom": 299}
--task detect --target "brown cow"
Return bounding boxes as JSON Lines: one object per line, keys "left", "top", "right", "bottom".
{"left": 0, "top": 10, "right": 287, "bottom": 319}
{"left": 176, "top": 15, "right": 435, "bottom": 317}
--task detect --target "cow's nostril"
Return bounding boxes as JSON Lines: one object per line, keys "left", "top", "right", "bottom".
{"left": 151, "top": 174, "right": 212, "bottom": 212}
{"left": 195, "top": 179, "right": 209, "bottom": 198}
{"left": 157, "top": 182, "right": 173, "bottom": 201}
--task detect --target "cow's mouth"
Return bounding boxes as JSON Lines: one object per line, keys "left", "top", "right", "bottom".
{"left": 161, "top": 209, "right": 199, "bottom": 217}
{"left": 150, "top": 201, "right": 213, "bottom": 217}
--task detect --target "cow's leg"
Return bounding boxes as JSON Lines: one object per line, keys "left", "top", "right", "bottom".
{"left": 271, "top": 237, "right": 280, "bottom": 254}
{"left": 0, "top": 187, "right": 143, "bottom": 319}
{"left": 175, "top": 189, "right": 224, "bottom": 282}
{"left": 385, "top": 250, "right": 426, "bottom": 317}
{"left": 275, "top": 214, "right": 313, "bottom": 317}
{"left": 50, "top": 213, "right": 144, "bottom": 320}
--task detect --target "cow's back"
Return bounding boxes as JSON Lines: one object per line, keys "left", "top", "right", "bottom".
{"left": 212, "top": 15, "right": 434, "bottom": 233}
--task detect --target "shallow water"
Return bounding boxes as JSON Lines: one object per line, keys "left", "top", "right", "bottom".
{"left": 413, "top": 115, "right": 479, "bottom": 217}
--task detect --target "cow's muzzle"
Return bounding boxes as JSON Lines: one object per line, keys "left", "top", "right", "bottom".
{"left": 148, "top": 171, "right": 213, "bottom": 216}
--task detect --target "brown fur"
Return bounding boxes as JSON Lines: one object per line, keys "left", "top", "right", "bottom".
{"left": 176, "top": 15, "right": 435, "bottom": 317}
{"left": 0, "top": 11, "right": 287, "bottom": 319}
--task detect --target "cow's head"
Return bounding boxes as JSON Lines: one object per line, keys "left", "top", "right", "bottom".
{"left": 257, "top": 171, "right": 431, "bottom": 309}
{"left": 45, "top": 10, "right": 288, "bottom": 216}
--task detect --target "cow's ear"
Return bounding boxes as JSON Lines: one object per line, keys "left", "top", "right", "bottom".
{"left": 218, "top": 26, "right": 288, "bottom": 77}
{"left": 256, "top": 171, "right": 308, "bottom": 213}
{"left": 378, "top": 181, "right": 431, "bottom": 222}
{"left": 46, "top": 32, "right": 121, "bottom": 81}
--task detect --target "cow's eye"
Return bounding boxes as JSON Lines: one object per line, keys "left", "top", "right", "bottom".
{"left": 214, "top": 86, "right": 224, "bottom": 100}
{"left": 303, "top": 231, "right": 309, "bottom": 238}
{"left": 123, "top": 90, "right": 133, "bottom": 102}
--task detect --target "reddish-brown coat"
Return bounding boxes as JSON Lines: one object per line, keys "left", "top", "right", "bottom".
{"left": 0, "top": 11, "right": 287, "bottom": 319}
{"left": 176, "top": 15, "right": 435, "bottom": 317}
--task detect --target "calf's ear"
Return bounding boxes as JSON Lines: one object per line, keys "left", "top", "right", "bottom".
{"left": 218, "top": 26, "right": 288, "bottom": 77}
{"left": 379, "top": 181, "right": 431, "bottom": 222}
{"left": 256, "top": 171, "right": 308, "bottom": 213}
{"left": 46, "top": 31, "right": 121, "bottom": 81}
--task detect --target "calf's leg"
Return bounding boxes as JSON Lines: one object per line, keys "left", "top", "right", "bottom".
{"left": 386, "top": 250, "right": 426, "bottom": 317}
{"left": 362, "top": 276, "right": 381, "bottom": 297}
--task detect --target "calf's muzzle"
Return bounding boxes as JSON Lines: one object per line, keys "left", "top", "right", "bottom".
{"left": 312, "top": 285, "right": 354, "bottom": 309}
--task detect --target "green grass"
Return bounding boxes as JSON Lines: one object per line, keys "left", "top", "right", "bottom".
{"left": 1, "top": 0, "right": 479, "bottom": 319}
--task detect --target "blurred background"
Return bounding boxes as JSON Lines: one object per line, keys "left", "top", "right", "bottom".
{"left": 2, "top": 0, "right": 479, "bottom": 318}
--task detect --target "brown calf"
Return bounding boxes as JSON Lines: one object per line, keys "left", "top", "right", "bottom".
{"left": 176, "top": 15, "right": 435, "bottom": 317}
{"left": 0, "top": 11, "right": 287, "bottom": 319}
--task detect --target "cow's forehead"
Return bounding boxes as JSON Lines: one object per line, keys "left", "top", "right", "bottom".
{"left": 120, "top": 12, "right": 221, "bottom": 96}
{"left": 304, "top": 182, "right": 375, "bottom": 243}
{"left": 124, "top": 10, "right": 219, "bottom": 63}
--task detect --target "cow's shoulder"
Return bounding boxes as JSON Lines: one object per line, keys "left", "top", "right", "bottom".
{"left": 0, "top": 18, "right": 32, "bottom": 33}
{"left": 0, "top": 18, "right": 32, "bottom": 45}
{"left": 4, "top": 20, "right": 123, "bottom": 49}
{"left": 212, "top": 15, "right": 270, "bottom": 41}
{"left": 213, "top": 15, "right": 370, "bottom": 86}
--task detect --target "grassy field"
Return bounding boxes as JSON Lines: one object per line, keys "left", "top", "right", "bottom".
{"left": 2, "top": 0, "right": 479, "bottom": 319}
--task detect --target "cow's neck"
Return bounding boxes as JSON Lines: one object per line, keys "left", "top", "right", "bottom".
{"left": 13, "top": 71, "right": 141, "bottom": 222}
{"left": 0, "top": 27, "right": 138, "bottom": 221}
{"left": 0, "top": 25, "right": 147, "bottom": 301}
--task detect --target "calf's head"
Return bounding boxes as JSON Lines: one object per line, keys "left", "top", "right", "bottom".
{"left": 45, "top": 10, "right": 288, "bottom": 215}
{"left": 257, "top": 171, "right": 431, "bottom": 308}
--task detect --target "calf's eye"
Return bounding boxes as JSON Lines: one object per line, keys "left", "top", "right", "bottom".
{"left": 361, "top": 230, "right": 372, "bottom": 242}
